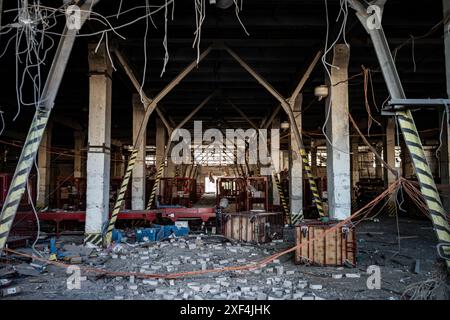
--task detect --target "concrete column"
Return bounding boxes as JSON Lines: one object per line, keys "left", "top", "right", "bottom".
{"left": 440, "top": 0, "right": 450, "bottom": 183}
{"left": 37, "top": 122, "right": 52, "bottom": 208}
{"left": 283, "top": 151, "right": 289, "bottom": 171}
{"left": 166, "top": 141, "right": 176, "bottom": 178}
{"left": 289, "top": 94, "right": 303, "bottom": 218}
{"left": 86, "top": 43, "right": 112, "bottom": 236}
{"left": 271, "top": 117, "right": 280, "bottom": 206}
{"left": 383, "top": 118, "right": 397, "bottom": 185}
{"left": 131, "top": 94, "right": 146, "bottom": 210}
{"left": 74, "top": 131, "right": 85, "bottom": 179}
{"left": 326, "top": 44, "right": 351, "bottom": 220}
{"left": 167, "top": 162, "right": 176, "bottom": 177}
{"left": 350, "top": 137, "right": 360, "bottom": 188}
{"left": 375, "top": 142, "right": 383, "bottom": 179}
{"left": 350, "top": 137, "right": 359, "bottom": 209}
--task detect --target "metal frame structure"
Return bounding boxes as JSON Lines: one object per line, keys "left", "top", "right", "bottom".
{"left": 0, "top": 36, "right": 324, "bottom": 249}
{"left": 384, "top": 99, "right": 450, "bottom": 112}
{"left": 158, "top": 177, "right": 197, "bottom": 207}
{"left": 222, "top": 45, "right": 326, "bottom": 221}
{"left": 0, "top": 0, "right": 100, "bottom": 252}
{"left": 223, "top": 97, "right": 291, "bottom": 220}
{"left": 12, "top": 207, "right": 215, "bottom": 236}
{"left": 216, "top": 177, "right": 247, "bottom": 212}
{"left": 103, "top": 46, "right": 214, "bottom": 246}
{"left": 145, "top": 92, "right": 216, "bottom": 210}
{"left": 246, "top": 176, "right": 269, "bottom": 211}
{"left": 348, "top": 0, "right": 450, "bottom": 271}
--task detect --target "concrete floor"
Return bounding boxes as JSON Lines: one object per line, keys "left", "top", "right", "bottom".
{"left": 1, "top": 217, "right": 449, "bottom": 300}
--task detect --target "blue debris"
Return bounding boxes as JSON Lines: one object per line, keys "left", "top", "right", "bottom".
{"left": 135, "top": 228, "right": 158, "bottom": 242}
{"left": 49, "top": 237, "right": 66, "bottom": 258}
{"left": 112, "top": 229, "right": 124, "bottom": 243}
{"left": 49, "top": 238, "right": 57, "bottom": 254}
{"left": 135, "top": 225, "right": 189, "bottom": 242}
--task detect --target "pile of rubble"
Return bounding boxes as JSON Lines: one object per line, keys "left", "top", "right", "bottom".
{"left": 3, "top": 217, "right": 444, "bottom": 300}
{"left": 98, "top": 237, "right": 328, "bottom": 300}
{"left": 1, "top": 235, "right": 340, "bottom": 300}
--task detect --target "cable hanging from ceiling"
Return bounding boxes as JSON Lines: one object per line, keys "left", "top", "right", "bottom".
{"left": 0, "top": 0, "right": 250, "bottom": 129}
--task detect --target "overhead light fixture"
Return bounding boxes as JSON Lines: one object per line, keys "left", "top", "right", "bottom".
{"left": 281, "top": 122, "right": 290, "bottom": 129}
{"left": 209, "top": 0, "right": 234, "bottom": 9}
{"left": 314, "top": 85, "right": 329, "bottom": 101}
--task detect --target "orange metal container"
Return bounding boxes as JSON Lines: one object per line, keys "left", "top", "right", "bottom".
{"left": 295, "top": 220, "right": 356, "bottom": 266}
{"left": 223, "top": 211, "right": 283, "bottom": 243}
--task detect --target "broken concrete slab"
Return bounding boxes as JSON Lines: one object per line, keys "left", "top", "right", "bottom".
{"left": 345, "top": 273, "right": 361, "bottom": 278}
{"left": 309, "top": 284, "right": 323, "bottom": 290}
{"left": 14, "top": 264, "right": 42, "bottom": 277}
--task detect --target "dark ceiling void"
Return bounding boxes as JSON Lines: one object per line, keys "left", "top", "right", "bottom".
{"left": 0, "top": 0, "right": 446, "bottom": 147}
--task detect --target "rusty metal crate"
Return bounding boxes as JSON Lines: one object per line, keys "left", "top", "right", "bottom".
{"left": 295, "top": 220, "right": 356, "bottom": 266}
{"left": 223, "top": 211, "right": 283, "bottom": 243}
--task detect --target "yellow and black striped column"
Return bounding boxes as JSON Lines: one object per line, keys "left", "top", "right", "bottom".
{"left": 299, "top": 148, "right": 325, "bottom": 218}
{"left": 351, "top": 199, "right": 359, "bottom": 211}
{"left": 84, "top": 233, "right": 103, "bottom": 246}
{"left": 0, "top": 112, "right": 49, "bottom": 250}
{"left": 272, "top": 172, "right": 290, "bottom": 225}
{"left": 347, "top": 0, "right": 450, "bottom": 271}
{"left": 103, "top": 149, "right": 139, "bottom": 246}
{"left": 291, "top": 213, "right": 303, "bottom": 226}
{"left": 0, "top": 6, "right": 96, "bottom": 251}
{"left": 387, "top": 199, "right": 397, "bottom": 217}
{"left": 146, "top": 161, "right": 165, "bottom": 210}
{"left": 397, "top": 112, "right": 450, "bottom": 268}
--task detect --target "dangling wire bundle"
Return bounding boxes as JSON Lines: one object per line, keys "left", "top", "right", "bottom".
{"left": 232, "top": 0, "right": 249, "bottom": 36}
{"left": 193, "top": 0, "right": 206, "bottom": 64}
{"left": 362, "top": 65, "right": 381, "bottom": 136}
{"left": 321, "top": 0, "right": 351, "bottom": 151}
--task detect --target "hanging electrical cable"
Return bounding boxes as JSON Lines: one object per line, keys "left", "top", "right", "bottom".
{"left": 362, "top": 65, "right": 381, "bottom": 136}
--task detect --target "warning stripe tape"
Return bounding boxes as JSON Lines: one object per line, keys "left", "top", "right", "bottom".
{"left": 351, "top": 199, "right": 358, "bottom": 211}
{"left": 291, "top": 213, "right": 303, "bottom": 226}
{"left": 387, "top": 200, "right": 397, "bottom": 217}
{"left": 102, "top": 149, "right": 139, "bottom": 246}
{"left": 396, "top": 111, "right": 450, "bottom": 268}
{"left": 84, "top": 233, "right": 103, "bottom": 247}
{"left": 146, "top": 161, "right": 165, "bottom": 210}
{"left": 272, "top": 173, "right": 290, "bottom": 225}
{"left": 299, "top": 148, "right": 325, "bottom": 217}
{"left": 0, "top": 112, "right": 49, "bottom": 250}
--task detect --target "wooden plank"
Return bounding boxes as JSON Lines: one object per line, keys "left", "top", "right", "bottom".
{"left": 295, "top": 222, "right": 356, "bottom": 266}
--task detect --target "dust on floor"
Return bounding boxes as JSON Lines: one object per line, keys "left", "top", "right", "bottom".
{"left": 1, "top": 217, "right": 449, "bottom": 300}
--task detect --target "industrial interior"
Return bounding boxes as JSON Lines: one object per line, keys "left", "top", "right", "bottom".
{"left": 0, "top": 0, "right": 449, "bottom": 301}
